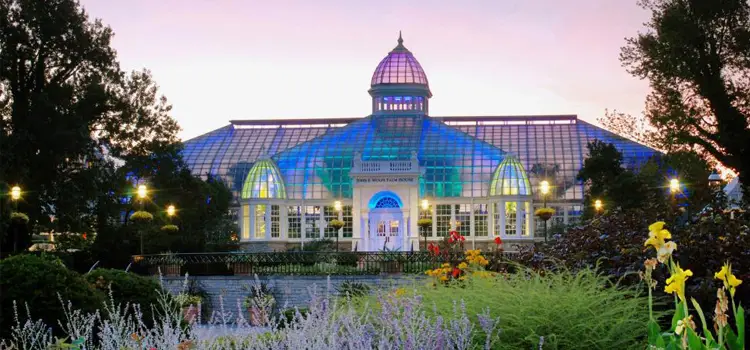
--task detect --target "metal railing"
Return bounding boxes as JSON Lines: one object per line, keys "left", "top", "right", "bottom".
{"left": 130, "top": 251, "right": 520, "bottom": 276}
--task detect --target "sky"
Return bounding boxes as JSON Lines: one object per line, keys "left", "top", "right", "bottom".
{"left": 79, "top": 0, "right": 653, "bottom": 141}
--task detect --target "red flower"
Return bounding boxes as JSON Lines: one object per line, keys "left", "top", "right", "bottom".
{"left": 433, "top": 245, "right": 440, "bottom": 254}
{"left": 448, "top": 237, "right": 455, "bottom": 243}
{"left": 451, "top": 268, "right": 461, "bottom": 278}
{"left": 459, "top": 235, "right": 466, "bottom": 242}
{"left": 494, "top": 236, "right": 502, "bottom": 245}
{"left": 82, "top": 233, "right": 87, "bottom": 240}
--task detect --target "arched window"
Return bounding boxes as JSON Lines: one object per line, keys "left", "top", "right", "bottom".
{"left": 241, "top": 159, "right": 287, "bottom": 199}
{"left": 374, "top": 197, "right": 400, "bottom": 209}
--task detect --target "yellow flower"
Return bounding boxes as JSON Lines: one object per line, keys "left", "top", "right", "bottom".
{"left": 458, "top": 262, "right": 468, "bottom": 269}
{"left": 665, "top": 264, "right": 693, "bottom": 300}
{"left": 644, "top": 224, "right": 671, "bottom": 250}
{"left": 439, "top": 276, "right": 448, "bottom": 281}
{"left": 394, "top": 288, "right": 406, "bottom": 297}
{"left": 442, "top": 263, "right": 451, "bottom": 268}
{"left": 716, "top": 263, "right": 743, "bottom": 297}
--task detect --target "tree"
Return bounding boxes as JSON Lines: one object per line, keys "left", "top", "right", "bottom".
{"left": 621, "top": 0, "right": 750, "bottom": 192}
{"left": 0, "top": 0, "right": 181, "bottom": 247}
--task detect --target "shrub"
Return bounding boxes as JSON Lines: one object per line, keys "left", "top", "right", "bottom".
{"left": 130, "top": 210, "right": 154, "bottom": 222}
{"left": 160, "top": 224, "right": 179, "bottom": 233}
{"left": 10, "top": 212, "right": 29, "bottom": 224}
{"left": 0, "top": 254, "right": 106, "bottom": 337}
{"left": 336, "top": 281, "right": 371, "bottom": 297}
{"left": 360, "top": 268, "right": 652, "bottom": 349}
{"left": 85, "top": 269, "right": 165, "bottom": 326}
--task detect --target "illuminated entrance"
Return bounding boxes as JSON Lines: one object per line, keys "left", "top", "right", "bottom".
{"left": 368, "top": 192, "right": 404, "bottom": 251}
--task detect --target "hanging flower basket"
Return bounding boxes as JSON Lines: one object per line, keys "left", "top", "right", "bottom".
{"left": 417, "top": 218, "right": 433, "bottom": 229}
{"left": 160, "top": 224, "right": 179, "bottom": 233}
{"left": 328, "top": 219, "right": 345, "bottom": 231}
{"left": 534, "top": 208, "right": 555, "bottom": 221}
{"left": 130, "top": 210, "right": 153, "bottom": 223}
{"left": 10, "top": 212, "right": 29, "bottom": 224}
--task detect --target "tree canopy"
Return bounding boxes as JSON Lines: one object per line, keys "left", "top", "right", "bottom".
{"left": 619, "top": 0, "right": 750, "bottom": 189}
{"left": 0, "top": 0, "right": 235, "bottom": 256}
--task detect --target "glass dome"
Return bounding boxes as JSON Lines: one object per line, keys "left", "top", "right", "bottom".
{"left": 489, "top": 155, "right": 531, "bottom": 196}
{"left": 371, "top": 33, "right": 429, "bottom": 86}
{"left": 241, "top": 159, "right": 287, "bottom": 199}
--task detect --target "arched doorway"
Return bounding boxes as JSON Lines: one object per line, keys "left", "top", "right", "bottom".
{"left": 368, "top": 191, "right": 404, "bottom": 251}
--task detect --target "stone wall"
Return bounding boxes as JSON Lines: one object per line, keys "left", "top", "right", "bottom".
{"left": 161, "top": 274, "right": 422, "bottom": 311}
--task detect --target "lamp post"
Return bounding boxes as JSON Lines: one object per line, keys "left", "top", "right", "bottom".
{"left": 10, "top": 186, "right": 21, "bottom": 253}
{"left": 167, "top": 204, "right": 176, "bottom": 219}
{"left": 332, "top": 200, "right": 343, "bottom": 251}
{"left": 669, "top": 178, "right": 680, "bottom": 221}
{"left": 419, "top": 199, "right": 431, "bottom": 250}
{"left": 137, "top": 185, "right": 148, "bottom": 255}
{"left": 539, "top": 180, "right": 550, "bottom": 242}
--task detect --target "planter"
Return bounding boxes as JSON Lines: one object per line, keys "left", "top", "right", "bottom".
{"left": 537, "top": 212, "right": 553, "bottom": 221}
{"left": 182, "top": 305, "right": 200, "bottom": 324}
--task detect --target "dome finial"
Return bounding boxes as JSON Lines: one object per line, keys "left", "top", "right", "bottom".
{"left": 393, "top": 31, "right": 406, "bottom": 51}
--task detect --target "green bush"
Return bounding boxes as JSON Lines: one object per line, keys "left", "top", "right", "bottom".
{"left": 359, "top": 268, "right": 653, "bottom": 349}
{"left": 85, "top": 269, "right": 165, "bottom": 326}
{"left": 0, "top": 254, "right": 106, "bottom": 337}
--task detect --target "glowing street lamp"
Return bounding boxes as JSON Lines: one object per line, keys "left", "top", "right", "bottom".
{"left": 334, "top": 200, "right": 342, "bottom": 212}
{"left": 10, "top": 186, "right": 21, "bottom": 201}
{"left": 539, "top": 180, "right": 550, "bottom": 242}
{"left": 421, "top": 199, "right": 430, "bottom": 211}
{"left": 594, "top": 199, "right": 603, "bottom": 212}
{"left": 137, "top": 185, "right": 148, "bottom": 199}
{"left": 669, "top": 178, "right": 680, "bottom": 194}
{"left": 167, "top": 205, "right": 176, "bottom": 217}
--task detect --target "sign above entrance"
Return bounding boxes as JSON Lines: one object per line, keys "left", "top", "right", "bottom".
{"left": 353, "top": 176, "right": 418, "bottom": 185}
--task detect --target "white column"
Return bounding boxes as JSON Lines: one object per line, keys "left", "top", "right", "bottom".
{"left": 352, "top": 188, "right": 362, "bottom": 251}
{"left": 431, "top": 204, "right": 437, "bottom": 238}
{"left": 319, "top": 207, "right": 325, "bottom": 239}
{"left": 249, "top": 204, "right": 256, "bottom": 241}
{"left": 516, "top": 201, "right": 523, "bottom": 238}
{"left": 280, "top": 204, "right": 288, "bottom": 240}
{"left": 499, "top": 201, "right": 506, "bottom": 237}
{"left": 488, "top": 202, "right": 495, "bottom": 238}
{"left": 362, "top": 212, "right": 369, "bottom": 251}
{"left": 469, "top": 204, "right": 476, "bottom": 249}
{"left": 265, "top": 204, "right": 271, "bottom": 240}
{"left": 402, "top": 208, "right": 410, "bottom": 251}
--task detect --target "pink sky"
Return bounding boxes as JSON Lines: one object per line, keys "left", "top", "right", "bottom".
{"left": 79, "top": 0, "right": 652, "bottom": 140}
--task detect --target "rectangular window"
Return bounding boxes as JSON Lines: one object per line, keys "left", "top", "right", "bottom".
{"left": 436, "top": 204, "right": 452, "bottom": 237}
{"left": 254, "top": 204, "right": 266, "bottom": 239}
{"left": 505, "top": 202, "right": 517, "bottom": 236}
{"left": 521, "top": 202, "right": 530, "bottom": 236}
{"left": 342, "top": 205, "right": 353, "bottom": 238}
{"left": 377, "top": 221, "right": 386, "bottom": 236}
{"left": 473, "top": 204, "right": 488, "bottom": 237}
{"left": 287, "top": 206, "right": 301, "bottom": 239}
{"left": 456, "top": 204, "right": 471, "bottom": 237}
{"left": 270, "top": 205, "right": 280, "bottom": 238}
{"left": 390, "top": 220, "right": 399, "bottom": 236}
{"left": 242, "top": 204, "right": 250, "bottom": 240}
{"left": 305, "top": 206, "right": 320, "bottom": 239}
{"left": 323, "top": 206, "right": 338, "bottom": 238}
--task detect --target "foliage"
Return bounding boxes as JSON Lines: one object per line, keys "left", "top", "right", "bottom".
{"left": 160, "top": 224, "right": 179, "bottom": 233}
{"left": 0, "top": 282, "right": 508, "bottom": 349}
{"left": 0, "top": 0, "right": 181, "bottom": 236}
{"left": 336, "top": 281, "right": 371, "bottom": 297}
{"left": 55, "top": 233, "right": 93, "bottom": 252}
{"left": 620, "top": 0, "right": 750, "bottom": 188}
{"left": 173, "top": 294, "right": 202, "bottom": 307}
{"left": 641, "top": 222, "right": 745, "bottom": 349}
{"left": 534, "top": 208, "right": 555, "bottom": 220}
{"left": 0, "top": 254, "right": 106, "bottom": 337}
{"left": 425, "top": 249, "right": 492, "bottom": 284}
{"left": 328, "top": 219, "right": 345, "bottom": 230}
{"left": 9, "top": 212, "right": 28, "bottom": 224}
{"left": 130, "top": 210, "right": 154, "bottom": 223}
{"left": 85, "top": 269, "right": 165, "bottom": 327}
{"left": 417, "top": 218, "right": 433, "bottom": 228}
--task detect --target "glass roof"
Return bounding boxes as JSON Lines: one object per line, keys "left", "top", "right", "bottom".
{"left": 182, "top": 116, "right": 660, "bottom": 204}
{"left": 489, "top": 155, "right": 531, "bottom": 196}
{"left": 371, "top": 34, "right": 428, "bottom": 86}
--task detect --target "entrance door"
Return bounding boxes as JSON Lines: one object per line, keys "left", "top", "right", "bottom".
{"left": 369, "top": 208, "right": 403, "bottom": 251}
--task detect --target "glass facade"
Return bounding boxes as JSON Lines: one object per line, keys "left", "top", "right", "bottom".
{"left": 180, "top": 34, "right": 660, "bottom": 249}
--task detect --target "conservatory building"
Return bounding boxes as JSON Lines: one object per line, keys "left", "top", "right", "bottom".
{"left": 182, "top": 34, "right": 658, "bottom": 251}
